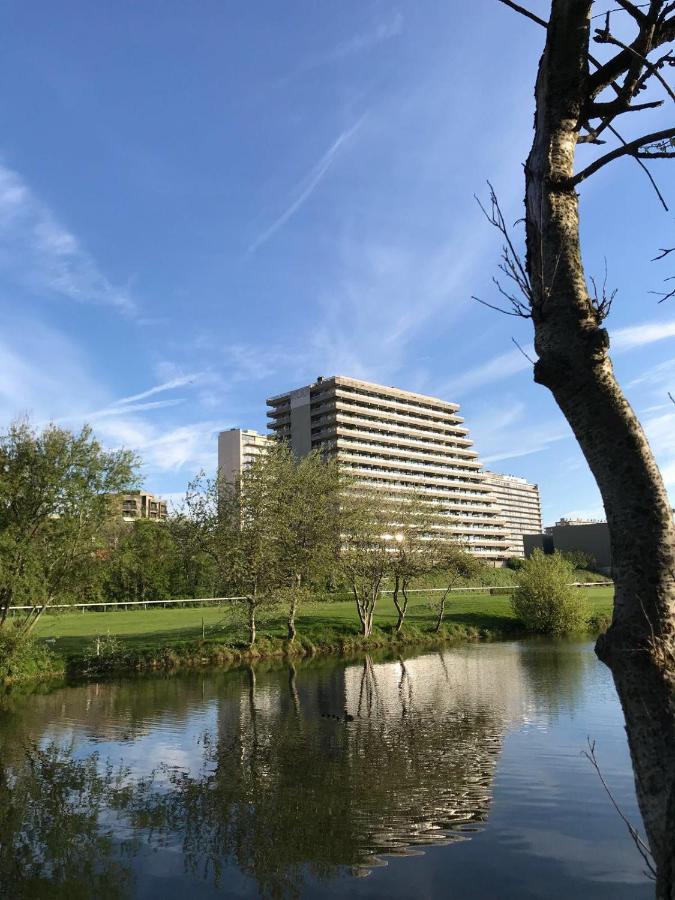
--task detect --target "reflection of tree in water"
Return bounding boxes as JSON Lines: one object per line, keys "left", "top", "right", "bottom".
{"left": 517, "top": 639, "right": 591, "bottom": 718}
{"left": 0, "top": 743, "right": 134, "bottom": 900}
{"left": 0, "top": 648, "right": 522, "bottom": 900}
{"left": 133, "top": 656, "right": 505, "bottom": 898}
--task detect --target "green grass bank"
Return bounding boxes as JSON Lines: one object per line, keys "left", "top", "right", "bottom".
{"left": 7, "top": 586, "right": 615, "bottom": 681}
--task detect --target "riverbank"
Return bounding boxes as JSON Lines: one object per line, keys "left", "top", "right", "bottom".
{"left": 0, "top": 587, "right": 612, "bottom": 684}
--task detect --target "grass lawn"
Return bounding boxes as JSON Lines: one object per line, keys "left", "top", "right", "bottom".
{"left": 32, "top": 587, "right": 615, "bottom": 657}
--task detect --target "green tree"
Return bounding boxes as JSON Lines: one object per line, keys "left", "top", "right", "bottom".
{"left": 427, "top": 542, "right": 481, "bottom": 633}
{"left": 387, "top": 493, "right": 443, "bottom": 633}
{"left": 268, "top": 444, "right": 341, "bottom": 641}
{"left": 102, "top": 519, "right": 176, "bottom": 604}
{"left": 183, "top": 462, "right": 283, "bottom": 648}
{"left": 339, "top": 489, "right": 394, "bottom": 637}
{"left": 511, "top": 551, "right": 585, "bottom": 636}
{"left": 0, "top": 420, "right": 138, "bottom": 633}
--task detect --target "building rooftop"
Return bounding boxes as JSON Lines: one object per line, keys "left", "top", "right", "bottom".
{"left": 266, "top": 374, "right": 460, "bottom": 411}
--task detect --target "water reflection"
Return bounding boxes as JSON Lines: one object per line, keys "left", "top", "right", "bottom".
{"left": 0, "top": 642, "right": 648, "bottom": 899}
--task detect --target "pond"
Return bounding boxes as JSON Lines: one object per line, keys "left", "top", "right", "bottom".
{"left": 0, "top": 640, "right": 652, "bottom": 899}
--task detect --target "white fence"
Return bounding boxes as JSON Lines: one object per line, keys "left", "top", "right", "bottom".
{"left": 6, "top": 582, "right": 612, "bottom": 614}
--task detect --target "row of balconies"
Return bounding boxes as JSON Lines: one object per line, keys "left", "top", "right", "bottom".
{"left": 322, "top": 394, "right": 464, "bottom": 431}
{"left": 338, "top": 455, "right": 493, "bottom": 492}
{"left": 327, "top": 426, "right": 480, "bottom": 458}
{"left": 336, "top": 444, "right": 483, "bottom": 478}
{"left": 311, "top": 411, "right": 473, "bottom": 445}
{"left": 331, "top": 395, "right": 470, "bottom": 435}
{"left": 330, "top": 379, "right": 461, "bottom": 413}
{"left": 336, "top": 428, "right": 481, "bottom": 468}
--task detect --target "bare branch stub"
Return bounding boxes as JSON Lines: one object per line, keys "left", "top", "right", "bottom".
{"left": 589, "top": 259, "right": 618, "bottom": 322}
{"left": 473, "top": 183, "right": 533, "bottom": 319}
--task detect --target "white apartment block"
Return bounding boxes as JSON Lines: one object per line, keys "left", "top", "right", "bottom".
{"left": 266, "top": 375, "right": 510, "bottom": 564}
{"left": 217, "top": 428, "right": 272, "bottom": 484}
{"left": 483, "top": 471, "right": 542, "bottom": 558}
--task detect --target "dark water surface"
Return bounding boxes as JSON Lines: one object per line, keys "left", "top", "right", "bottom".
{"left": 0, "top": 641, "right": 652, "bottom": 899}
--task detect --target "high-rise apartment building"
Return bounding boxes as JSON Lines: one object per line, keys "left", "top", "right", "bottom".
{"left": 482, "top": 472, "right": 542, "bottom": 558}
{"left": 218, "top": 428, "right": 272, "bottom": 484}
{"left": 266, "top": 375, "right": 510, "bottom": 563}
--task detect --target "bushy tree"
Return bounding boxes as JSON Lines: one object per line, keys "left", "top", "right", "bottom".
{"left": 339, "top": 489, "right": 393, "bottom": 637}
{"left": 0, "top": 420, "right": 138, "bottom": 633}
{"left": 511, "top": 551, "right": 585, "bottom": 636}
{"left": 427, "top": 542, "right": 481, "bottom": 633}
{"left": 387, "top": 493, "right": 444, "bottom": 633}
{"left": 102, "top": 520, "right": 176, "bottom": 604}
{"left": 267, "top": 445, "right": 341, "bottom": 641}
{"left": 182, "top": 442, "right": 341, "bottom": 646}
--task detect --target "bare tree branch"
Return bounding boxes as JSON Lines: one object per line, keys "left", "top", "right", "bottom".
{"left": 496, "top": 0, "right": 547, "bottom": 27}
{"left": 589, "top": 14, "right": 675, "bottom": 96}
{"left": 571, "top": 127, "right": 675, "bottom": 185}
{"left": 583, "top": 739, "right": 657, "bottom": 881}
{"left": 606, "top": 123, "right": 670, "bottom": 209}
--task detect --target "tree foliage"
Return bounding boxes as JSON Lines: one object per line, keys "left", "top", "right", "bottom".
{"left": 0, "top": 420, "right": 138, "bottom": 632}
{"left": 511, "top": 551, "right": 585, "bottom": 636}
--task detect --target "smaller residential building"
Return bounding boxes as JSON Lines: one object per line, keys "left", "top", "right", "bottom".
{"left": 483, "top": 472, "right": 542, "bottom": 558}
{"left": 218, "top": 428, "right": 273, "bottom": 485}
{"left": 118, "top": 491, "right": 168, "bottom": 521}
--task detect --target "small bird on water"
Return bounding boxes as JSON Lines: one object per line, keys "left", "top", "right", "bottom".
{"left": 321, "top": 709, "right": 354, "bottom": 722}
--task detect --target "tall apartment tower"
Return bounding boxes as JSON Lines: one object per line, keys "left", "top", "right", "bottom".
{"left": 218, "top": 428, "right": 272, "bottom": 484}
{"left": 266, "top": 375, "right": 510, "bottom": 564}
{"left": 482, "top": 472, "right": 542, "bottom": 558}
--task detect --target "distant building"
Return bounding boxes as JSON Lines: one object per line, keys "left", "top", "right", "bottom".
{"left": 524, "top": 520, "right": 612, "bottom": 574}
{"left": 266, "top": 375, "right": 510, "bottom": 564}
{"left": 546, "top": 517, "right": 604, "bottom": 532}
{"left": 118, "top": 491, "right": 167, "bottom": 521}
{"left": 217, "top": 428, "right": 273, "bottom": 485}
{"left": 483, "top": 472, "right": 542, "bottom": 558}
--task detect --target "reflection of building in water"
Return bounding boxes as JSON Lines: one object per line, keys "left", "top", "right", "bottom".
{"left": 213, "top": 645, "right": 537, "bottom": 874}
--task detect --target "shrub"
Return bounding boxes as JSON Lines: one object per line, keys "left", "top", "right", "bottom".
{"left": 587, "top": 611, "right": 612, "bottom": 634}
{"left": 505, "top": 556, "right": 526, "bottom": 571}
{"left": 560, "top": 549, "right": 596, "bottom": 571}
{"left": 511, "top": 551, "right": 585, "bottom": 635}
{"left": 82, "top": 632, "right": 130, "bottom": 674}
{"left": 0, "top": 630, "right": 62, "bottom": 683}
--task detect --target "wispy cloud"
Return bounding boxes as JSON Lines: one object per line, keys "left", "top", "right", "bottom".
{"left": 612, "top": 318, "right": 675, "bottom": 351}
{"left": 248, "top": 117, "right": 365, "bottom": 253}
{"left": 111, "top": 374, "right": 201, "bottom": 407}
{"left": 441, "top": 346, "right": 532, "bottom": 398}
{"left": 448, "top": 316, "right": 675, "bottom": 400}
{"left": 469, "top": 401, "right": 570, "bottom": 466}
{"left": 642, "top": 407, "right": 675, "bottom": 489}
{"left": 281, "top": 12, "right": 403, "bottom": 83}
{"left": 319, "top": 13, "right": 403, "bottom": 65}
{"left": 0, "top": 163, "right": 136, "bottom": 315}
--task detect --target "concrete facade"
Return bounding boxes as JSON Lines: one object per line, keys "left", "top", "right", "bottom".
{"left": 119, "top": 491, "right": 167, "bottom": 521}
{"left": 217, "top": 428, "right": 272, "bottom": 485}
{"left": 483, "top": 472, "right": 542, "bottom": 558}
{"left": 524, "top": 520, "right": 612, "bottom": 573}
{"left": 266, "top": 375, "right": 510, "bottom": 564}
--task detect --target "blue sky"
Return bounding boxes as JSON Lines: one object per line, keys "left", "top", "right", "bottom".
{"left": 1, "top": 0, "right": 674, "bottom": 524}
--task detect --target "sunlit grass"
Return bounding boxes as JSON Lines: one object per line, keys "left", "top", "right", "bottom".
{"left": 32, "top": 587, "right": 615, "bottom": 656}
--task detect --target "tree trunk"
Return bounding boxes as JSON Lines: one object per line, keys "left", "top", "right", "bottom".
{"left": 392, "top": 575, "right": 407, "bottom": 632}
{"left": 287, "top": 576, "right": 301, "bottom": 642}
{"left": 434, "top": 593, "right": 446, "bottom": 634}
{"left": 247, "top": 600, "right": 256, "bottom": 648}
{"left": 525, "top": 4, "right": 675, "bottom": 893}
